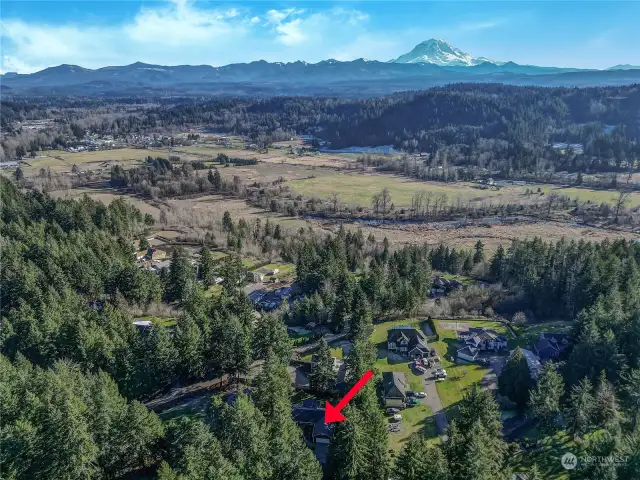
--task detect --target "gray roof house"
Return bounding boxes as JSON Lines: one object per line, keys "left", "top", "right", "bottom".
{"left": 387, "top": 326, "right": 432, "bottom": 358}
{"left": 534, "top": 332, "right": 569, "bottom": 361}
{"left": 459, "top": 327, "right": 508, "bottom": 352}
{"left": 381, "top": 371, "right": 408, "bottom": 407}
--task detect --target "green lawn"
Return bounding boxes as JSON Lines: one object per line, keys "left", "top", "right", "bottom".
{"left": 255, "top": 262, "right": 296, "bottom": 281}
{"left": 388, "top": 404, "right": 438, "bottom": 452}
{"left": 511, "top": 320, "right": 572, "bottom": 350}
{"left": 370, "top": 318, "right": 429, "bottom": 393}
{"left": 431, "top": 320, "right": 511, "bottom": 409}
{"left": 290, "top": 173, "right": 504, "bottom": 208}
{"left": 301, "top": 346, "right": 344, "bottom": 362}
{"left": 137, "top": 316, "right": 177, "bottom": 328}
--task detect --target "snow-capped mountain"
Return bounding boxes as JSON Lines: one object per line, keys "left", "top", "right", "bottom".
{"left": 392, "top": 39, "right": 503, "bottom": 66}
{"left": 607, "top": 64, "right": 640, "bottom": 71}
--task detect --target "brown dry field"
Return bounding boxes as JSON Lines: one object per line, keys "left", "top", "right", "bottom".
{"left": 305, "top": 218, "right": 635, "bottom": 251}
{"left": 48, "top": 186, "right": 634, "bottom": 251}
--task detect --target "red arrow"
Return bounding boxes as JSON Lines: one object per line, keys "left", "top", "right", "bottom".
{"left": 325, "top": 370, "right": 374, "bottom": 424}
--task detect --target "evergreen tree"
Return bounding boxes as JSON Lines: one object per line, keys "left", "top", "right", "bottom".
{"left": 473, "top": 240, "right": 485, "bottom": 264}
{"left": 222, "top": 211, "right": 234, "bottom": 233}
{"left": 212, "top": 168, "right": 222, "bottom": 190}
{"left": 166, "top": 247, "right": 195, "bottom": 303}
{"left": 349, "top": 284, "right": 373, "bottom": 339}
{"left": 138, "top": 235, "right": 149, "bottom": 251}
{"left": 199, "top": 246, "right": 216, "bottom": 287}
{"left": 214, "top": 393, "right": 273, "bottom": 479}
{"left": 253, "top": 314, "right": 291, "bottom": 363}
{"left": 174, "top": 316, "right": 205, "bottom": 381}
{"left": 566, "top": 377, "right": 595, "bottom": 440}
{"left": 394, "top": 434, "right": 449, "bottom": 480}
{"left": 499, "top": 348, "right": 533, "bottom": 409}
{"left": 594, "top": 370, "right": 621, "bottom": 431}
{"left": 358, "top": 384, "right": 390, "bottom": 480}
{"left": 310, "top": 338, "right": 336, "bottom": 393}
{"left": 529, "top": 362, "right": 564, "bottom": 433}
{"left": 254, "top": 355, "right": 322, "bottom": 480}
{"left": 490, "top": 245, "right": 506, "bottom": 281}
{"left": 327, "top": 405, "right": 365, "bottom": 480}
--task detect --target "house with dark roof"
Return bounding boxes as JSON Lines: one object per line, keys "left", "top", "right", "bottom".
{"left": 457, "top": 345, "right": 479, "bottom": 362}
{"left": 387, "top": 326, "right": 432, "bottom": 359}
{"left": 534, "top": 332, "right": 569, "bottom": 361}
{"left": 459, "top": 327, "right": 508, "bottom": 351}
{"left": 457, "top": 327, "right": 508, "bottom": 362}
{"left": 381, "top": 371, "right": 408, "bottom": 407}
{"left": 292, "top": 399, "right": 334, "bottom": 463}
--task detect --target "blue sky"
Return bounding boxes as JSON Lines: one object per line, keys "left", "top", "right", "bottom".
{"left": 2, "top": 1, "right": 639, "bottom": 73}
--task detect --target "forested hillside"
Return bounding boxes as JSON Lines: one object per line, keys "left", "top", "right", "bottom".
{"left": 3, "top": 84, "right": 640, "bottom": 174}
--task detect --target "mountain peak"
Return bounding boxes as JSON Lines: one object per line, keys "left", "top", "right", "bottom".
{"left": 392, "top": 39, "right": 502, "bottom": 67}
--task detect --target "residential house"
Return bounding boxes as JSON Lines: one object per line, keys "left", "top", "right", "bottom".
{"left": 133, "top": 319, "right": 153, "bottom": 332}
{"left": 247, "top": 271, "right": 265, "bottom": 283}
{"left": 292, "top": 399, "right": 334, "bottom": 464}
{"left": 456, "top": 345, "right": 479, "bottom": 362}
{"left": 431, "top": 276, "right": 463, "bottom": 296}
{"left": 387, "top": 326, "right": 432, "bottom": 359}
{"left": 459, "top": 327, "right": 508, "bottom": 351}
{"left": 534, "top": 332, "right": 569, "bottom": 361}
{"left": 152, "top": 259, "right": 172, "bottom": 273}
{"left": 456, "top": 327, "right": 507, "bottom": 362}
{"left": 381, "top": 372, "right": 408, "bottom": 407}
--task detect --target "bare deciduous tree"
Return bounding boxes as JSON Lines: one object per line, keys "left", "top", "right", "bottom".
{"left": 614, "top": 190, "right": 631, "bottom": 223}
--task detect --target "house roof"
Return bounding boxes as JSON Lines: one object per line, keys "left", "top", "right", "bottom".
{"left": 462, "top": 327, "right": 507, "bottom": 343}
{"left": 388, "top": 328, "right": 429, "bottom": 353}
{"left": 457, "top": 346, "right": 478, "bottom": 358}
{"left": 534, "top": 332, "right": 569, "bottom": 359}
{"left": 382, "top": 371, "right": 408, "bottom": 399}
{"left": 516, "top": 349, "right": 543, "bottom": 377}
{"left": 313, "top": 417, "right": 333, "bottom": 439}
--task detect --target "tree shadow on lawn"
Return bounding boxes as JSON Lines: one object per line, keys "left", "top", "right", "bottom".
{"left": 441, "top": 338, "right": 460, "bottom": 360}
{"left": 376, "top": 343, "right": 410, "bottom": 365}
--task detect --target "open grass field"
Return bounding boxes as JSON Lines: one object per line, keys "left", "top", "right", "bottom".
{"left": 511, "top": 320, "right": 573, "bottom": 350}
{"left": 306, "top": 215, "right": 636, "bottom": 252}
{"left": 388, "top": 403, "right": 437, "bottom": 452}
{"left": 541, "top": 184, "right": 640, "bottom": 207}
{"left": 431, "top": 319, "right": 512, "bottom": 409}
{"left": 290, "top": 173, "right": 506, "bottom": 207}
{"left": 289, "top": 170, "right": 640, "bottom": 208}
{"left": 371, "top": 318, "right": 429, "bottom": 393}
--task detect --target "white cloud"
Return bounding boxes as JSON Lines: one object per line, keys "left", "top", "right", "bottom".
{"left": 275, "top": 19, "right": 306, "bottom": 46}
{"left": 0, "top": 1, "right": 380, "bottom": 72}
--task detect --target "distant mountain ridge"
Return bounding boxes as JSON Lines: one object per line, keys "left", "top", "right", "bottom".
{"left": 2, "top": 40, "right": 639, "bottom": 97}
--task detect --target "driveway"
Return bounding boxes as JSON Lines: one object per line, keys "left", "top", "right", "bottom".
{"left": 480, "top": 354, "right": 506, "bottom": 392}
{"left": 422, "top": 364, "right": 449, "bottom": 436}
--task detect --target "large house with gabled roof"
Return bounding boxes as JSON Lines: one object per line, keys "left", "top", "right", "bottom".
{"left": 387, "top": 326, "right": 432, "bottom": 359}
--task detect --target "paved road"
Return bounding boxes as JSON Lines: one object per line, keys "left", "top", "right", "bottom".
{"left": 422, "top": 364, "right": 449, "bottom": 436}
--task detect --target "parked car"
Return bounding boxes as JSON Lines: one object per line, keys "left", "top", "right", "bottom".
{"left": 414, "top": 392, "right": 426, "bottom": 398}
{"left": 408, "top": 398, "right": 420, "bottom": 405}
{"left": 385, "top": 408, "right": 400, "bottom": 414}
{"left": 435, "top": 368, "right": 447, "bottom": 379}
{"left": 392, "top": 414, "right": 402, "bottom": 421}
{"left": 415, "top": 365, "right": 427, "bottom": 373}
